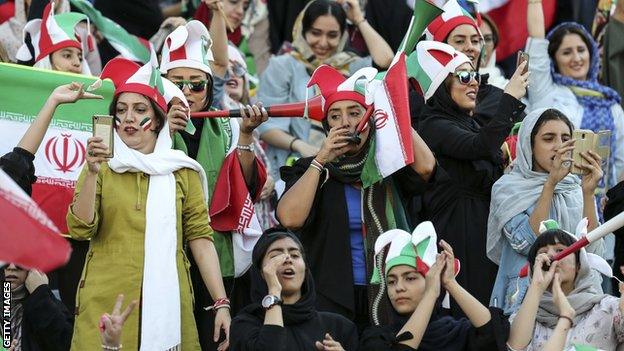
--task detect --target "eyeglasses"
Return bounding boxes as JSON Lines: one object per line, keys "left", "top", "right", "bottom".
{"left": 229, "top": 61, "right": 247, "bottom": 78}
{"left": 453, "top": 70, "right": 481, "bottom": 85}
{"left": 174, "top": 80, "right": 208, "bottom": 92}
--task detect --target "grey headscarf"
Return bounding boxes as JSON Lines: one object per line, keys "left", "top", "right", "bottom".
{"left": 486, "top": 108, "right": 583, "bottom": 264}
{"left": 535, "top": 233, "right": 606, "bottom": 328}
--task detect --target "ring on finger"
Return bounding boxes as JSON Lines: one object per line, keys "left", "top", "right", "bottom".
{"left": 88, "top": 150, "right": 94, "bottom": 156}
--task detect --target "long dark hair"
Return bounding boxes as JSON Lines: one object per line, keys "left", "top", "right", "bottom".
{"left": 547, "top": 25, "right": 593, "bottom": 74}
{"left": 527, "top": 229, "right": 580, "bottom": 269}
{"left": 302, "top": 0, "right": 347, "bottom": 36}
{"left": 109, "top": 94, "right": 167, "bottom": 134}
{"left": 530, "top": 108, "right": 574, "bottom": 149}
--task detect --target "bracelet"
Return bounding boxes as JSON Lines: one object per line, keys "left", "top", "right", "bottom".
{"left": 311, "top": 158, "right": 324, "bottom": 169}
{"left": 289, "top": 138, "right": 299, "bottom": 152}
{"left": 559, "top": 315, "right": 574, "bottom": 326}
{"left": 237, "top": 143, "right": 255, "bottom": 153}
{"left": 309, "top": 162, "right": 323, "bottom": 173}
{"left": 214, "top": 304, "right": 231, "bottom": 311}
{"left": 204, "top": 297, "right": 231, "bottom": 312}
{"left": 102, "top": 344, "right": 122, "bottom": 350}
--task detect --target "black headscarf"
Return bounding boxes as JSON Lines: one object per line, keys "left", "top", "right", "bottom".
{"left": 421, "top": 78, "right": 480, "bottom": 134}
{"left": 242, "top": 228, "right": 317, "bottom": 325}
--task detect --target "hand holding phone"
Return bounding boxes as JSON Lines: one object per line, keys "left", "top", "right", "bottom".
{"left": 517, "top": 51, "right": 529, "bottom": 75}
{"left": 92, "top": 115, "right": 114, "bottom": 158}
{"left": 571, "top": 129, "right": 611, "bottom": 175}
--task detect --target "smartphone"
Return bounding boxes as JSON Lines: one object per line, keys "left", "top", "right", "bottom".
{"left": 571, "top": 129, "right": 611, "bottom": 175}
{"left": 92, "top": 115, "right": 114, "bottom": 158}
{"left": 516, "top": 51, "right": 529, "bottom": 75}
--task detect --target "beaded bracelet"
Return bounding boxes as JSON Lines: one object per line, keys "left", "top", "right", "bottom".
{"left": 102, "top": 344, "right": 122, "bottom": 350}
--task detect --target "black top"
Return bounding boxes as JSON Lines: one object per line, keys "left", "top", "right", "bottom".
{"left": 230, "top": 251, "right": 359, "bottom": 351}
{"left": 417, "top": 90, "right": 525, "bottom": 312}
{"left": 20, "top": 285, "right": 74, "bottom": 351}
{"left": 0, "top": 147, "right": 36, "bottom": 195}
{"left": 365, "top": 0, "right": 413, "bottom": 52}
{"left": 605, "top": 181, "right": 624, "bottom": 293}
{"left": 279, "top": 157, "right": 436, "bottom": 320}
{"left": 359, "top": 308, "right": 509, "bottom": 351}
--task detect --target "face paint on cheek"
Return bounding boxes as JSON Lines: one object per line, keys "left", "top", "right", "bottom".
{"left": 140, "top": 117, "right": 152, "bottom": 131}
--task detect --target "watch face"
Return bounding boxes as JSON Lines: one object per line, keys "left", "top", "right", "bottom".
{"left": 262, "top": 295, "right": 275, "bottom": 308}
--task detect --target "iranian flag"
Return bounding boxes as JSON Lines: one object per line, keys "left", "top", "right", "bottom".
{"left": 0, "top": 63, "right": 114, "bottom": 233}
{"left": 70, "top": 0, "right": 152, "bottom": 63}
{"left": 209, "top": 118, "right": 267, "bottom": 277}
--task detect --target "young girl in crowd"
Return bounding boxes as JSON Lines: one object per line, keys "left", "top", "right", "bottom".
{"left": 487, "top": 108, "right": 604, "bottom": 315}
{"left": 414, "top": 40, "right": 528, "bottom": 312}
{"left": 16, "top": 2, "right": 93, "bottom": 75}
{"left": 161, "top": 18, "right": 268, "bottom": 351}
{"left": 257, "top": 0, "right": 393, "bottom": 179}
{"left": 507, "top": 222, "right": 624, "bottom": 350}
{"left": 361, "top": 222, "right": 509, "bottom": 351}
{"left": 277, "top": 63, "right": 437, "bottom": 329}
{"left": 67, "top": 58, "right": 229, "bottom": 350}
{"left": 230, "top": 228, "right": 359, "bottom": 351}
{"left": 526, "top": 0, "right": 624, "bottom": 194}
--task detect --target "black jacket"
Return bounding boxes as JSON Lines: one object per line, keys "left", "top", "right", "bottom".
{"left": 20, "top": 285, "right": 73, "bottom": 351}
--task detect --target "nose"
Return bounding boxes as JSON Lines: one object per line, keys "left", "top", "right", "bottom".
{"left": 573, "top": 50, "right": 583, "bottom": 62}
{"left": 394, "top": 279, "right": 406, "bottom": 292}
{"left": 318, "top": 35, "right": 329, "bottom": 48}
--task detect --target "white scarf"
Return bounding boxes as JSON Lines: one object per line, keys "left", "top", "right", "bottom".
{"left": 108, "top": 123, "right": 208, "bottom": 350}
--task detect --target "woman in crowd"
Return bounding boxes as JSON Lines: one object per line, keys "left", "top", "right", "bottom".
{"left": 220, "top": 44, "right": 278, "bottom": 230}
{"left": 230, "top": 227, "right": 359, "bottom": 351}
{"left": 66, "top": 58, "right": 229, "bottom": 350}
{"left": 423, "top": 0, "right": 521, "bottom": 127}
{"left": 360, "top": 223, "right": 509, "bottom": 351}
{"left": 507, "top": 224, "right": 624, "bottom": 350}
{"left": 415, "top": 40, "right": 528, "bottom": 312}
{"left": 16, "top": 2, "right": 93, "bottom": 75}
{"left": 478, "top": 13, "right": 508, "bottom": 90}
{"left": 487, "top": 108, "right": 604, "bottom": 315}
{"left": 277, "top": 63, "right": 437, "bottom": 329}
{"left": 161, "top": 18, "right": 268, "bottom": 350}
{"left": 526, "top": 0, "right": 624, "bottom": 193}
{"left": 3, "top": 264, "right": 73, "bottom": 351}
{"left": 256, "top": 0, "right": 393, "bottom": 179}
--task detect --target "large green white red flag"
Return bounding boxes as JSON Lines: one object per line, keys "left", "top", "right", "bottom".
{"left": 0, "top": 63, "right": 114, "bottom": 233}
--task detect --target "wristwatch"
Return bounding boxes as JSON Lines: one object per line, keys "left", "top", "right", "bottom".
{"left": 261, "top": 295, "right": 282, "bottom": 310}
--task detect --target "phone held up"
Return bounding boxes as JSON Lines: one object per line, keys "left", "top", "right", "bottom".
{"left": 92, "top": 115, "right": 114, "bottom": 158}
{"left": 571, "top": 129, "right": 611, "bottom": 175}
{"left": 516, "top": 51, "right": 529, "bottom": 75}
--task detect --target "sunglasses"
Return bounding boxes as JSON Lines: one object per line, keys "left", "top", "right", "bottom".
{"left": 229, "top": 61, "right": 247, "bottom": 78}
{"left": 453, "top": 70, "right": 481, "bottom": 85}
{"left": 174, "top": 80, "right": 208, "bottom": 92}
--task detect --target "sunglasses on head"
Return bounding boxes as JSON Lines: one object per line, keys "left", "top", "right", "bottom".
{"left": 229, "top": 61, "right": 247, "bottom": 78}
{"left": 174, "top": 80, "right": 208, "bottom": 92}
{"left": 453, "top": 70, "right": 480, "bottom": 85}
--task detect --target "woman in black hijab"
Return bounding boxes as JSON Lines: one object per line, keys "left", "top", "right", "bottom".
{"left": 230, "top": 228, "right": 359, "bottom": 351}
{"left": 414, "top": 40, "right": 528, "bottom": 313}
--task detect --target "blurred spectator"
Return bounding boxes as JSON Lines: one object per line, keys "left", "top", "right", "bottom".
{"left": 488, "top": 108, "right": 604, "bottom": 315}
{"left": 0, "top": 0, "right": 30, "bottom": 62}
{"left": 554, "top": 0, "right": 598, "bottom": 33}
{"left": 229, "top": 228, "right": 359, "bottom": 351}
{"left": 364, "top": 0, "right": 411, "bottom": 52}
{"left": 257, "top": 0, "right": 392, "bottom": 180}
{"left": 479, "top": 13, "right": 508, "bottom": 90}
{"left": 2, "top": 264, "right": 73, "bottom": 351}
{"left": 416, "top": 41, "right": 527, "bottom": 315}
{"left": 266, "top": 0, "right": 308, "bottom": 54}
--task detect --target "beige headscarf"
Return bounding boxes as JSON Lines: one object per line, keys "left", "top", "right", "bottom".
{"left": 289, "top": 0, "right": 358, "bottom": 75}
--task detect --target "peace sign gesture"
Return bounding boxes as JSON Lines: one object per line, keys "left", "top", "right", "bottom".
{"left": 100, "top": 294, "right": 138, "bottom": 349}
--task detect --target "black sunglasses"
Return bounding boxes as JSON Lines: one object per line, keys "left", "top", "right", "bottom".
{"left": 453, "top": 70, "right": 481, "bottom": 85}
{"left": 174, "top": 80, "right": 208, "bottom": 92}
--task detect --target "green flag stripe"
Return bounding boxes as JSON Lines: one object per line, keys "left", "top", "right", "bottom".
{"left": 54, "top": 13, "right": 88, "bottom": 39}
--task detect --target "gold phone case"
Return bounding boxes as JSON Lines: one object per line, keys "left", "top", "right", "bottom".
{"left": 92, "top": 115, "right": 114, "bottom": 158}
{"left": 516, "top": 51, "right": 529, "bottom": 75}
{"left": 571, "top": 129, "right": 610, "bottom": 175}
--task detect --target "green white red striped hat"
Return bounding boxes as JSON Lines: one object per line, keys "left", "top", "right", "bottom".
{"left": 16, "top": 2, "right": 92, "bottom": 64}
{"left": 425, "top": 0, "right": 479, "bottom": 42}
{"left": 407, "top": 40, "right": 471, "bottom": 101}
{"left": 306, "top": 64, "right": 377, "bottom": 118}
{"left": 160, "top": 20, "right": 214, "bottom": 75}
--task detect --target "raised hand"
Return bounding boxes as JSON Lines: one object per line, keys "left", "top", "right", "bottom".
{"left": 315, "top": 126, "right": 352, "bottom": 164}
{"left": 239, "top": 102, "right": 269, "bottom": 134}
{"left": 503, "top": 62, "right": 530, "bottom": 100}
{"left": 85, "top": 136, "right": 110, "bottom": 174}
{"left": 167, "top": 103, "right": 189, "bottom": 136}
{"left": 552, "top": 273, "right": 575, "bottom": 320}
{"left": 335, "top": 0, "right": 365, "bottom": 24}
{"left": 100, "top": 294, "right": 138, "bottom": 349}
{"left": 263, "top": 253, "right": 288, "bottom": 296}
{"left": 424, "top": 253, "right": 446, "bottom": 299}
{"left": 25, "top": 269, "right": 49, "bottom": 293}
{"left": 547, "top": 139, "right": 575, "bottom": 186}
{"left": 439, "top": 240, "right": 457, "bottom": 288}
{"left": 49, "top": 82, "right": 103, "bottom": 106}
{"left": 530, "top": 253, "right": 558, "bottom": 293}
{"left": 315, "top": 333, "right": 345, "bottom": 351}
{"left": 578, "top": 150, "right": 604, "bottom": 195}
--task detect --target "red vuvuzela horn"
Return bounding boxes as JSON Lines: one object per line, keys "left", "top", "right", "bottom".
{"left": 190, "top": 95, "right": 325, "bottom": 121}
